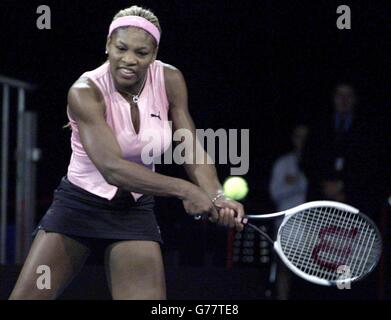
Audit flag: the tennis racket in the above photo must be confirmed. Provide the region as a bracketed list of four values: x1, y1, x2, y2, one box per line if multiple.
[200, 201, 382, 286]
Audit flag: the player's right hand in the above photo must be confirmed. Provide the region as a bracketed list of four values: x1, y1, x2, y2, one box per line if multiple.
[181, 184, 219, 221]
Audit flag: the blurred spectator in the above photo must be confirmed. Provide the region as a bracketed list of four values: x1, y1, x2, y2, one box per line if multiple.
[303, 83, 381, 216]
[269, 124, 309, 300]
[270, 125, 309, 211]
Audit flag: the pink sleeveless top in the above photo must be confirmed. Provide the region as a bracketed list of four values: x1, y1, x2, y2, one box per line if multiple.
[67, 60, 172, 201]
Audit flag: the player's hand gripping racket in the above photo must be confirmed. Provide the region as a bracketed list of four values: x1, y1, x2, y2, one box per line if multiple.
[198, 201, 382, 286]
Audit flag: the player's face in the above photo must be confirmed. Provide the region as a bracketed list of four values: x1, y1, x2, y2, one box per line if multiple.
[106, 27, 157, 90]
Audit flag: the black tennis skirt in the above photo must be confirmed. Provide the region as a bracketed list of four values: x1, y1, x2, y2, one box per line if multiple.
[33, 176, 162, 244]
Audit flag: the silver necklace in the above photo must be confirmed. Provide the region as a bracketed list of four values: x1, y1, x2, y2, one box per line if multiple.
[121, 73, 147, 104]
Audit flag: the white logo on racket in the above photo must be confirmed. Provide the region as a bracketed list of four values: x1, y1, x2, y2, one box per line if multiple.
[336, 265, 351, 289]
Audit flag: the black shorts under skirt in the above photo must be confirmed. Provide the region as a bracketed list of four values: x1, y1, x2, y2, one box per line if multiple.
[33, 176, 163, 245]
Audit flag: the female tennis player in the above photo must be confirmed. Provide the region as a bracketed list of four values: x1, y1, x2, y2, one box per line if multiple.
[9, 5, 245, 300]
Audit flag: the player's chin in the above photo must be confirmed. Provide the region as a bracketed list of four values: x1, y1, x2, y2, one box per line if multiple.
[116, 75, 137, 88]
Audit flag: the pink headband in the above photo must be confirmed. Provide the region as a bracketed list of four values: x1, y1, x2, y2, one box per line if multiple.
[108, 16, 160, 45]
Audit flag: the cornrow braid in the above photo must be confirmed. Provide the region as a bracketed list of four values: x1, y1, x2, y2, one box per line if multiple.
[113, 5, 161, 35]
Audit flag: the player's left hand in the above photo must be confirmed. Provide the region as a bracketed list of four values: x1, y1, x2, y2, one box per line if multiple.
[213, 197, 246, 231]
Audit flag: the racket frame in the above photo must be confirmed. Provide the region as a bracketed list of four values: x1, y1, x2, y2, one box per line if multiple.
[246, 201, 381, 286]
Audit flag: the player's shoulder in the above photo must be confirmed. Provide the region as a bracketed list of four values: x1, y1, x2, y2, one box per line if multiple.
[68, 77, 104, 105]
[162, 63, 185, 83]
[67, 77, 105, 119]
[162, 63, 186, 101]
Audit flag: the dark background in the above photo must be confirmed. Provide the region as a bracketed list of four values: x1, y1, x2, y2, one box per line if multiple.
[1, 0, 390, 299]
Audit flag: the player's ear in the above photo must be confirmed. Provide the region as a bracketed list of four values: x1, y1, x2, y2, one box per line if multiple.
[105, 37, 111, 55]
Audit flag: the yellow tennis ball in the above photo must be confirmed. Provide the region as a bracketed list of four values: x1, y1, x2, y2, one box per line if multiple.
[223, 176, 249, 200]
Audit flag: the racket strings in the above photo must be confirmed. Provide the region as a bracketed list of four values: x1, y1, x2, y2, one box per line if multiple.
[291, 209, 378, 279]
[309, 209, 370, 279]
[286, 212, 378, 280]
[281, 208, 344, 279]
[300, 207, 339, 278]
[312, 207, 358, 278]
[279, 207, 381, 282]
[348, 219, 377, 277]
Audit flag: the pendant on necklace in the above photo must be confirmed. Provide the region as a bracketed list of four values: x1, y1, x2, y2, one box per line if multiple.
[132, 95, 139, 104]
